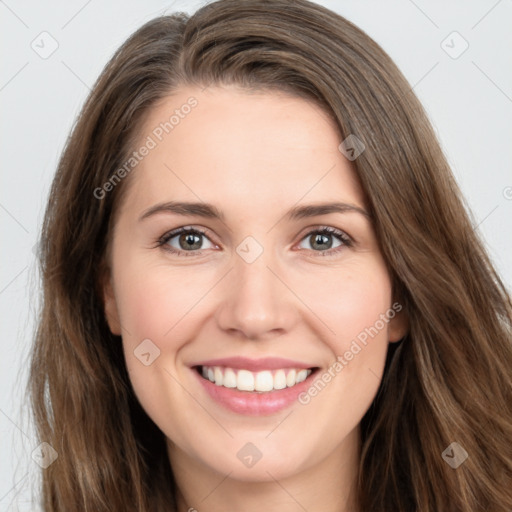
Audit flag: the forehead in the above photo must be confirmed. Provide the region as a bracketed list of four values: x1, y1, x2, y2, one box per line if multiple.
[120, 85, 366, 219]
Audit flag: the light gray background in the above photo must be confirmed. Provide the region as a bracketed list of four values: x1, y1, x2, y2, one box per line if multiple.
[1, 0, 511, 509]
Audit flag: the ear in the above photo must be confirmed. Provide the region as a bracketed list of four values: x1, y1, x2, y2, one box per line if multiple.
[388, 302, 408, 343]
[100, 268, 122, 336]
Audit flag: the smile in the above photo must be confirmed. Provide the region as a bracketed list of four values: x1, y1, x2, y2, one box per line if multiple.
[198, 365, 313, 392]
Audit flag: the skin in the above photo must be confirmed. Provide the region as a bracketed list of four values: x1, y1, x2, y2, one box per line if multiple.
[103, 85, 408, 512]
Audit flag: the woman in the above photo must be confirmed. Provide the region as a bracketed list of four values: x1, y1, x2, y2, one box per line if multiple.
[29, 0, 512, 510]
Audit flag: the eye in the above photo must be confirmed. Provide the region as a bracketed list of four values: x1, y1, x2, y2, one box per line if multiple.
[157, 227, 216, 256]
[155, 225, 353, 257]
[296, 227, 353, 256]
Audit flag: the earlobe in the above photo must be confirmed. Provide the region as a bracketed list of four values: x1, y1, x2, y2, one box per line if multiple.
[102, 273, 122, 336]
[388, 308, 408, 343]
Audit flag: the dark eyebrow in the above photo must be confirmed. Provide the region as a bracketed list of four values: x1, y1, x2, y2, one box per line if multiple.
[138, 201, 370, 222]
[285, 202, 370, 221]
[139, 201, 226, 222]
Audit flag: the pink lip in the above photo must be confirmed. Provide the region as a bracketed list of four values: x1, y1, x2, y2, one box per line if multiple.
[191, 356, 314, 372]
[191, 362, 318, 416]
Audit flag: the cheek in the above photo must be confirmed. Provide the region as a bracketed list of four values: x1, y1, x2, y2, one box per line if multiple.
[312, 262, 394, 402]
[113, 262, 210, 436]
[299, 260, 393, 346]
[114, 260, 211, 344]
[295, 261, 393, 403]
[113, 261, 219, 412]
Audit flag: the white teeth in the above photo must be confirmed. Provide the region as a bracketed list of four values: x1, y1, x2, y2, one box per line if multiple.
[296, 369, 308, 383]
[214, 367, 223, 386]
[273, 369, 287, 390]
[200, 366, 313, 392]
[223, 368, 237, 388]
[286, 369, 297, 387]
[237, 370, 254, 391]
[254, 371, 273, 392]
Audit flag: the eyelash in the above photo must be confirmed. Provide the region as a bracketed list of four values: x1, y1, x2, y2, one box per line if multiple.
[155, 226, 353, 258]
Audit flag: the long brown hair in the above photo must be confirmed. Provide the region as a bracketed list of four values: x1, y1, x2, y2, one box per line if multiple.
[30, 0, 512, 510]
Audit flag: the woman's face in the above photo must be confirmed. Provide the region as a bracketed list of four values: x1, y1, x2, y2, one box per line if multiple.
[103, 85, 407, 483]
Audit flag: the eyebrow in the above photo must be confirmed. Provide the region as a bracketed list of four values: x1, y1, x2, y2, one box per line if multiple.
[138, 201, 370, 222]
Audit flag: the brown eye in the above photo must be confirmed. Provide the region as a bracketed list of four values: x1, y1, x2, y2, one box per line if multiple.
[297, 227, 352, 255]
[158, 227, 215, 256]
[175, 232, 203, 251]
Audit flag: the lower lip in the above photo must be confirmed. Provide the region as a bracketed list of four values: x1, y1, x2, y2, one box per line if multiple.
[193, 368, 317, 416]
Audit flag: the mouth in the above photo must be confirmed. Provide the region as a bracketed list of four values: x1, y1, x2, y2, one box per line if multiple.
[194, 365, 317, 393]
[190, 358, 320, 415]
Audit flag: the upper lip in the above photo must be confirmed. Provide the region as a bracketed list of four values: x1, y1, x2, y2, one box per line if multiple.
[191, 356, 316, 372]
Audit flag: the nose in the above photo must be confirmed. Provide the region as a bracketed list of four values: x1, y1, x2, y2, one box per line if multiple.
[215, 247, 298, 341]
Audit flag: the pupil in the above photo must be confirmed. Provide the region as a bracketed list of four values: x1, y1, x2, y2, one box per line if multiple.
[180, 233, 201, 250]
[313, 233, 332, 250]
